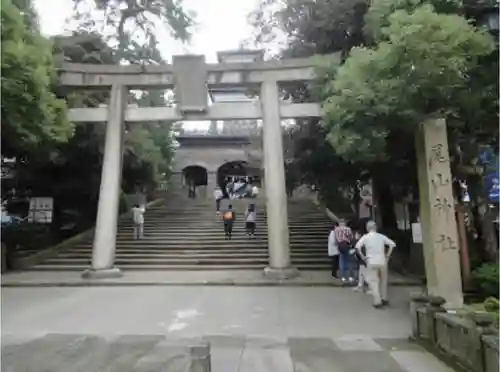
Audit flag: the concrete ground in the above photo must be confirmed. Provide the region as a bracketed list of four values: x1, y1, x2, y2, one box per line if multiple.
[1, 269, 423, 287]
[1, 285, 458, 371]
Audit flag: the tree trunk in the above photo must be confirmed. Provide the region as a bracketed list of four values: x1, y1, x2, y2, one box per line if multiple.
[377, 185, 398, 230]
[467, 174, 498, 262]
[372, 175, 397, 230]
[477, 201, 498, 261]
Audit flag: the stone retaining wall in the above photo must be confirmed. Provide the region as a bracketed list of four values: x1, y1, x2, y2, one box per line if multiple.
[410, 293, 499, 372]
[10, 197, 167, 271]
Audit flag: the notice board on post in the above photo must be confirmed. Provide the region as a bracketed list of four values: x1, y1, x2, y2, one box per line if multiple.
[28, 197, 53, 223]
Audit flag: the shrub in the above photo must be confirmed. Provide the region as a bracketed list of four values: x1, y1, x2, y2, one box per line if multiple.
[2, 222, 53, 252]
[472, 262, 499, 299]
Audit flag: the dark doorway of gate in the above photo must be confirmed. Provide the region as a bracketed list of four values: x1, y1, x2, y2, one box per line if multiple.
[182, 165, 208, 187]
[217, 161, 248, 189]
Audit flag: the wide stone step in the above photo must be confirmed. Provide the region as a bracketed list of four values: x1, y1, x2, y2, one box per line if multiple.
[116, 225, 330, 231]
[113, 231, 329, 236]
[62, 245, 326, 251]
[121, 231, 327, 236]
[68, 247, 325, 253]
[41, 256, 329, 265]
[53, 251, 326, 258]
[139, 212, 327, 217]
[127, 211, 327, 215]
[26, 263, 330, 271]
[53, 247, 327, 253]
[111, 239, 327, 245]
[71, 242, 328, 249]
[74, 242, 327, 249]
[118, 220, 330, 225]
[112, 236, 328, 241]
[85, 234, 329, 240]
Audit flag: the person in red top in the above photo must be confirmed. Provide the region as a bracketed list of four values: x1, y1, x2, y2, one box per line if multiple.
[333, 219, 355, 284]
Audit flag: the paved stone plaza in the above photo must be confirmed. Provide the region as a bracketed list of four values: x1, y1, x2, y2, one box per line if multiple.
[1, 269, 421, 287]
[1, 285, 458, 371]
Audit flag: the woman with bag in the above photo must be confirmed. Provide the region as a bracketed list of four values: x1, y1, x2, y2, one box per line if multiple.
[333, 219, 355, 284]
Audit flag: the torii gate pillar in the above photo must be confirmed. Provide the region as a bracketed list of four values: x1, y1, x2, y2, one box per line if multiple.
[261, 80, 298, 279]
[82, 84, 126, 278]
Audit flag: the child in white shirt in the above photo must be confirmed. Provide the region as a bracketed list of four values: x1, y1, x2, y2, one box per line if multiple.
[131, 204, 145, 239]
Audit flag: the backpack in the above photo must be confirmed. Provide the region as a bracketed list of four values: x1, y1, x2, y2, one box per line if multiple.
[223, 211, 233, 221]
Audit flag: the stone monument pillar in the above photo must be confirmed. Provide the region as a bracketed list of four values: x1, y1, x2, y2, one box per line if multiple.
[82, 84, 126, 278]
[415, 117, 463, 308]
[260, 80, 298, 279]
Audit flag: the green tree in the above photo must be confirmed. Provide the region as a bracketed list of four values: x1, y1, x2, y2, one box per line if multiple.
[320, 0, 497, 254]
[250, 0, 498, 240]
[1, 0, 72, 159]
[321, 2, 494, 160]
[70, 0, 194, 62]
[249, 0, 369, 58]
[66, 0, 192, 191]
[249, 0, 374, 212]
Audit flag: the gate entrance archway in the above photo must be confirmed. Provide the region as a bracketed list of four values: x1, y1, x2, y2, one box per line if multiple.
[62, 50, 463, 307]
[182, 165, 208, 187]
[216, 160, 262, 199]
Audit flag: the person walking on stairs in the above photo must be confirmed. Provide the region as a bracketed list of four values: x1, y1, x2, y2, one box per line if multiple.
[245, 203, 257, 239]
[333, 219, 355, 284]
[222, 204, 235, 240]
[187, 181, 196, 199]
[226, 177, 234, 200]
[327, 224, 339, 278]
[131, 203, 145, 240]
[355, 220, 396, 309]
[214, 186, 223, 213]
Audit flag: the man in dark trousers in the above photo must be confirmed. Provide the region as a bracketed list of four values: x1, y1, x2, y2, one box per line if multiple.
[222, 204, 235, 240]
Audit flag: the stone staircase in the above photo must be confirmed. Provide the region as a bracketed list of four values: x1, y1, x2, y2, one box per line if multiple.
[25, 191, 333, 271]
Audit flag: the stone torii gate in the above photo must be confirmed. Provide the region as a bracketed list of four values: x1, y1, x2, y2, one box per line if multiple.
[60, 51, 463, 307]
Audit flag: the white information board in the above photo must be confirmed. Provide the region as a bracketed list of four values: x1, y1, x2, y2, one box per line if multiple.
[411, 222, 422, 243]
[28, 197, 54, 223]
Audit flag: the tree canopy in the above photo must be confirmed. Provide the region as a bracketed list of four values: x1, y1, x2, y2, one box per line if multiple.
[1, 0, 191, 241]
[65, 0, 192, 191]
[1, 0, 72, 158]
[70, 0, 194, 63]
[250, 0, 498, 238]
[321, 2, 495, 161]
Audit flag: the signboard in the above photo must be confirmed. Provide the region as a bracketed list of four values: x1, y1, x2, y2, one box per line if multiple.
[28, 197, 53, 223]
[479, 147, 499, 203]
[484, 171, 499, 203]
[411, 222, 423, 243]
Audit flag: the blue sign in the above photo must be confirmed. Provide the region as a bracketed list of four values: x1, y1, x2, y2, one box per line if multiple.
[484, 171, 500, 202]
[479, 148, 496, 166]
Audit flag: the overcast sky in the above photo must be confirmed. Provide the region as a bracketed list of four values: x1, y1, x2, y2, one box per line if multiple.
[33, 0, 262, 63]
[32, 0, 279, 130]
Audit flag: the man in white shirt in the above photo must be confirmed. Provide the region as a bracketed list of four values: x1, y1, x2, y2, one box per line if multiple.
[355, 220, 396, 308]
[251, 185, 259, 198]
[214, 187, 223, 212]
[131, 204, 145, 239]
[327, 226, 339, 278]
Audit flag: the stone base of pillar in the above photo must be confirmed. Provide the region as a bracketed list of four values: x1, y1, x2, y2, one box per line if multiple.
[263, 266, 300, 280]
[81, 267, 123, 279]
